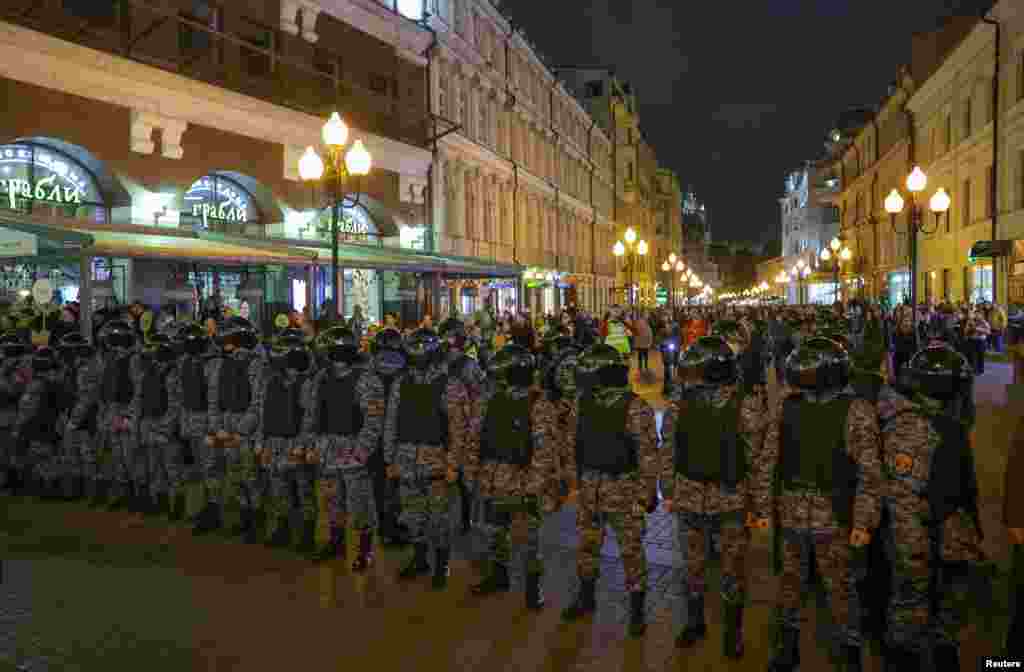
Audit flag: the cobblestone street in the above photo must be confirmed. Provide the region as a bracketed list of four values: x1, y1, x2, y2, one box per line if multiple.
[0, 353, 1013, 671]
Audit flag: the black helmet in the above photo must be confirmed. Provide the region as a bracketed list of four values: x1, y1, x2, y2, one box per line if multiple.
[905, 343, 972, 402]
[438, 318, 467, 350]
[175, 322, 210, 357]
[0, 331, 30, 359]
[218, 317, 258, 351]
[371, 327, 404, 355]
[785, 336, 850, 391]
[315, 325, 361, 365]
[272, 327, 311, 371]
[31, 346, 59, 373]
[58, 332, 94, 366]
[710, 320, 748, 353]
[144, 333, 177, 363]
[488, 344, 535, 388]
[577, 343, 628, 391]
[678, 335, 738, 385]
[100, 319, 137, 351]
[404, 328, 441, 367]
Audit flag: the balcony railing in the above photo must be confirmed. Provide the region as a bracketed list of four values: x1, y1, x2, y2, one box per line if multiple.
[2, 0, 429, 148]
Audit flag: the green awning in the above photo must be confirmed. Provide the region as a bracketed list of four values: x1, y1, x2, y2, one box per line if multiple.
[0, 211, 94, 257]
[969, 240, 1013, 261]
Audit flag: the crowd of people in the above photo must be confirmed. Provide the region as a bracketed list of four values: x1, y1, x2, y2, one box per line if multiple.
[0, 293, 1019, 671]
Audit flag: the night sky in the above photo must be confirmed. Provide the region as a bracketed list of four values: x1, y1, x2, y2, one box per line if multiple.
[501, 0, 994, 246]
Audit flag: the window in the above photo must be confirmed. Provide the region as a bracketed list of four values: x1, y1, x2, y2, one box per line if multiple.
[964, 96, 973, 139]
[962, 178, 971, 226]
[986, 165, 994, 218]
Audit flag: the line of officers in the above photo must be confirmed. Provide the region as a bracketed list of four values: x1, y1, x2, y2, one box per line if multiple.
[0, 311, 993, 672]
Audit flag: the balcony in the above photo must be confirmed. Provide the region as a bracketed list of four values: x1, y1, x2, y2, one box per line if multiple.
[2, 0, 428, 148]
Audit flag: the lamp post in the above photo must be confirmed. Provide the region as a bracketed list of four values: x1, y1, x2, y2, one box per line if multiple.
[884, 166, 951, 344]
[298, 112, 373, 319]
[661, 253, 685, 312]
[613, 226, 648, 311]
[819, 236, 852, 305]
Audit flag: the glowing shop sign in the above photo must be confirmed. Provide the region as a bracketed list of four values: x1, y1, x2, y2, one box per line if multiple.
[2, 176, 83, 210]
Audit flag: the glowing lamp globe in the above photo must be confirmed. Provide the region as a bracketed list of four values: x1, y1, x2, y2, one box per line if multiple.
[930, 187, 951, 214]
[884, 189, 905, 214]
[298, 147, 325, 181]
[322, 112, 349, 148]
[345, 140, 372, 176]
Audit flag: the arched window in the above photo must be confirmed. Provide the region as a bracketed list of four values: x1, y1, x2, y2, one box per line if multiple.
[0, 142, 106, 221]
[183, 174, 261, 234]
[306, 204, 378, 244]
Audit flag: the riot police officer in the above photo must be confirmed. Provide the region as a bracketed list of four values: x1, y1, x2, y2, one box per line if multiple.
[561, 344, 659, 637]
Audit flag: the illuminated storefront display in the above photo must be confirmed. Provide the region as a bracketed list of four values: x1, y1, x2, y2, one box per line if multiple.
[182, 175, 260, 233]
[0, 143, 104, 220]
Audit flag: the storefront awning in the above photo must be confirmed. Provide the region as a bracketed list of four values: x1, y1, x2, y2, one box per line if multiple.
[969, 240, 1014, 261]
[294, 240, 522, 278]
[86, 230, 317, 266]
[0, 211, 94, 258]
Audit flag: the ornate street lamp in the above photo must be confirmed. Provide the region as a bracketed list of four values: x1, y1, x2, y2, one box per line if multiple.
[613, 226, 648, 310]
[884, 166, 951, 342]
[298, 111, 373, 319]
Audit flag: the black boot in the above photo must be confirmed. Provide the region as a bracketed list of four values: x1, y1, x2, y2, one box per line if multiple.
[192, 502, 223, 535]
[767, 626, 801, 672]
[107, 483, 130, 511]
[398, 542, 431, 580]
[676, 595, 707, 647]
[244, 509, 266, 545]
[723, 603, 745, 659]
[351, 528, 375, 572]
[88, 479, 108, 507]
[561, 577, 597, 621]
[169, 491, 186, 521]
[882, 645, 920, 672]
[298, 519, 317, 556]
[525, 572, 545, 610]
[842, 645, 863, 672]
[471, 562, 511, 596]
[932, 644, 959, 672]
[432, 548, 450, 589]
[628, 591, 647, 637]
[266, 514, 291, 548]
[314, 525, 343, 560]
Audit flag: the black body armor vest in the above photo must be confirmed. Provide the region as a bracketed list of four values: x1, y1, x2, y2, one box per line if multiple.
[396, 375, 447, 447]
[575, 392, 638, 476]
[318, 372, 364, 437]
[479, 389, 534, 466]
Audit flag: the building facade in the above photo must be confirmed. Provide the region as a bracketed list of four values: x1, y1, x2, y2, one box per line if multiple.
[0, 0, 533, 334]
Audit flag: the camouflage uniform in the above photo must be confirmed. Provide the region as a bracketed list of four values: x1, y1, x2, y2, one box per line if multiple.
[562, 345, 659, 637]
[876, 386, 987, 669]
[750, 386, 882, 670]
[131, 348, 183, 513]
[177, 350, 211, 520]
[0, 355, 27, 490]
[14, 354, 65, 495]
[93, 346, 141, 506]
[467, 378, 559, 608]
[661, 381, 765, 655]
[202, 346, 260, 533]
[252, 353, 316, 550]
[303, 359, 385, 565]
[383, 354, 472, 586]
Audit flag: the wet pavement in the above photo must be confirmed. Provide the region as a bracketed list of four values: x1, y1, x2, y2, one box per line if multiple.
[0, 352, 1014, 671]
